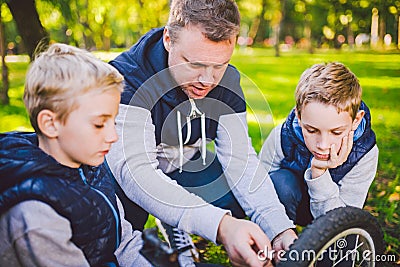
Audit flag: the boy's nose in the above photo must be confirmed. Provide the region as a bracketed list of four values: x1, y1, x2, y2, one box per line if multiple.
[106, 125, 119, 143]
[317, 134, 330, 150]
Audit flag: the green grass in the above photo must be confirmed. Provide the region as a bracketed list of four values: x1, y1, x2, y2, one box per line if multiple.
[1, 48, 399, 265]
[0, 60, 31, 132]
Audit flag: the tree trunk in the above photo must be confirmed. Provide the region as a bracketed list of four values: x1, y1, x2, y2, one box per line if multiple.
[377, 3, 388, 48]
[7, 0, 49, 60]
[274, 24, 280, 57]
[398, 13, 400, 49]
[379, 14, 386, 47]
[347, 23, 354, 49]
[254, 0, 268, 44]
[274, 0, 286, 57]
[304, 17, 314, 54]
[75, 0, 95, 50]
[0, 7, 10, 105]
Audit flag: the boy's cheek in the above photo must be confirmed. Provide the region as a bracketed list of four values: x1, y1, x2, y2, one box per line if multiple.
[334, 137, 348, 154]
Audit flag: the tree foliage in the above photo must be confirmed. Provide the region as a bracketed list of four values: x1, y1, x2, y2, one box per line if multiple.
[36, 0, 169, 50]
[1, 0, 399, 55]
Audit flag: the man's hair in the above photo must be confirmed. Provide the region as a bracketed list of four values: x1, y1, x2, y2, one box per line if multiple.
[24, 43, 124, 134]
[295, 62, 362, 120]
[166, 0, 240, 42]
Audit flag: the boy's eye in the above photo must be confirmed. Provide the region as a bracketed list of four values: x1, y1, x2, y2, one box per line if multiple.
[306, 129, 317, 134]
[94, 124, 104, 129]
[332, 131, 343, 136]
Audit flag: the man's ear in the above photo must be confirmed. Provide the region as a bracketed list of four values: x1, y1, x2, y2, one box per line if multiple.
[37, 109, 59, 138]
[352, 110, 365, 131]
[163, 27, 171, 52]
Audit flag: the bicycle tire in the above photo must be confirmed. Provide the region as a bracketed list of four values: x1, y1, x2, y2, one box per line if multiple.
[277, 206, 385, 267]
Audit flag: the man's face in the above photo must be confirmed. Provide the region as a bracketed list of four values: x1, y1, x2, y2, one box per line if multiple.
[54, 89, 120, 168]
[298, 101, 361, 161]
[163, 25, 236, 99]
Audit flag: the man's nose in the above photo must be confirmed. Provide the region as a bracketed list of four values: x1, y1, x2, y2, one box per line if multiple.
[198, 67, 214, 86]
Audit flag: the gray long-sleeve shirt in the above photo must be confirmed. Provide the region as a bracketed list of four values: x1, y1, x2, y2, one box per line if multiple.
[106, 104, 294, 243]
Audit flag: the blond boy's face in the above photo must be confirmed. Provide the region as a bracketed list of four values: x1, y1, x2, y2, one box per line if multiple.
[298, 101, 359, 161]
[54, 89, 120, 168]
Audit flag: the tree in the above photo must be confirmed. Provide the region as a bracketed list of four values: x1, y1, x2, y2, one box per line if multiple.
[274, 0, 285, 56]
[0, 3, 9, 105]
[6, 0, 48, 60]
[254, 0, 270, 43]
[36, 0, 169, 50]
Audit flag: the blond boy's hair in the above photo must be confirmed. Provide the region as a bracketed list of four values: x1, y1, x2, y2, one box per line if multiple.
[24, 43, 124, 134]
[295, 62, 362, 120]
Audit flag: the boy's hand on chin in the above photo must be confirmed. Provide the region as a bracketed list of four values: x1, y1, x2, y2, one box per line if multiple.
[311, 131, 354, 178]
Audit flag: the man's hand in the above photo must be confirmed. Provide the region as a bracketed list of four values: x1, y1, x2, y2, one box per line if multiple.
[271, 229, 297, 263]
[217, 214, 273, 267]
[311, 131, 354, 178]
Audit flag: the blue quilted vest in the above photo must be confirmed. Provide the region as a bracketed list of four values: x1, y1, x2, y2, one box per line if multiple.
[280, 101, 376, 184]
[0, 132, 121, 267]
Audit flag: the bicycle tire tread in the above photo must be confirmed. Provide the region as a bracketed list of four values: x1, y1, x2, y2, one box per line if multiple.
[277, 206, 385, 267]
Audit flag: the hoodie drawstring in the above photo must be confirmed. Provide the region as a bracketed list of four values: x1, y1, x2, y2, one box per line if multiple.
[177, 98, 206, 173]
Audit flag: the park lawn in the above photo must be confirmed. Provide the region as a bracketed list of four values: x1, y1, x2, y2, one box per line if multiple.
[1, 49, 399, 265]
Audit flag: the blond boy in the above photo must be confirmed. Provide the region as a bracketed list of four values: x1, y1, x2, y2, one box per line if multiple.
[0, 44, 151, 266]
[259, 62, 378, 225]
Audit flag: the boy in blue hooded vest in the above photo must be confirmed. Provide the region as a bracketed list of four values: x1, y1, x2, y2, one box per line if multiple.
[0, 43, 152, 266]
[259, 62, 378, 226]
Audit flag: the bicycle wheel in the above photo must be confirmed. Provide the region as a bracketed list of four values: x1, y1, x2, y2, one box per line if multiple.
[277, 206, 385, 267]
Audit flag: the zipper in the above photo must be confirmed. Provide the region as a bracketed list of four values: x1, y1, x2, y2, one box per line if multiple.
[78, 168, 120, 249]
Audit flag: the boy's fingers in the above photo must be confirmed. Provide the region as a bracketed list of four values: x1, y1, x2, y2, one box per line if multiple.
[347, 131, 354, 151]
[338, 136, 348, 159]
[329, 143, 339, 165]
[339, 131, 353, 163]
[318, 130, 354, 170]
[312, 157, 328, 169]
